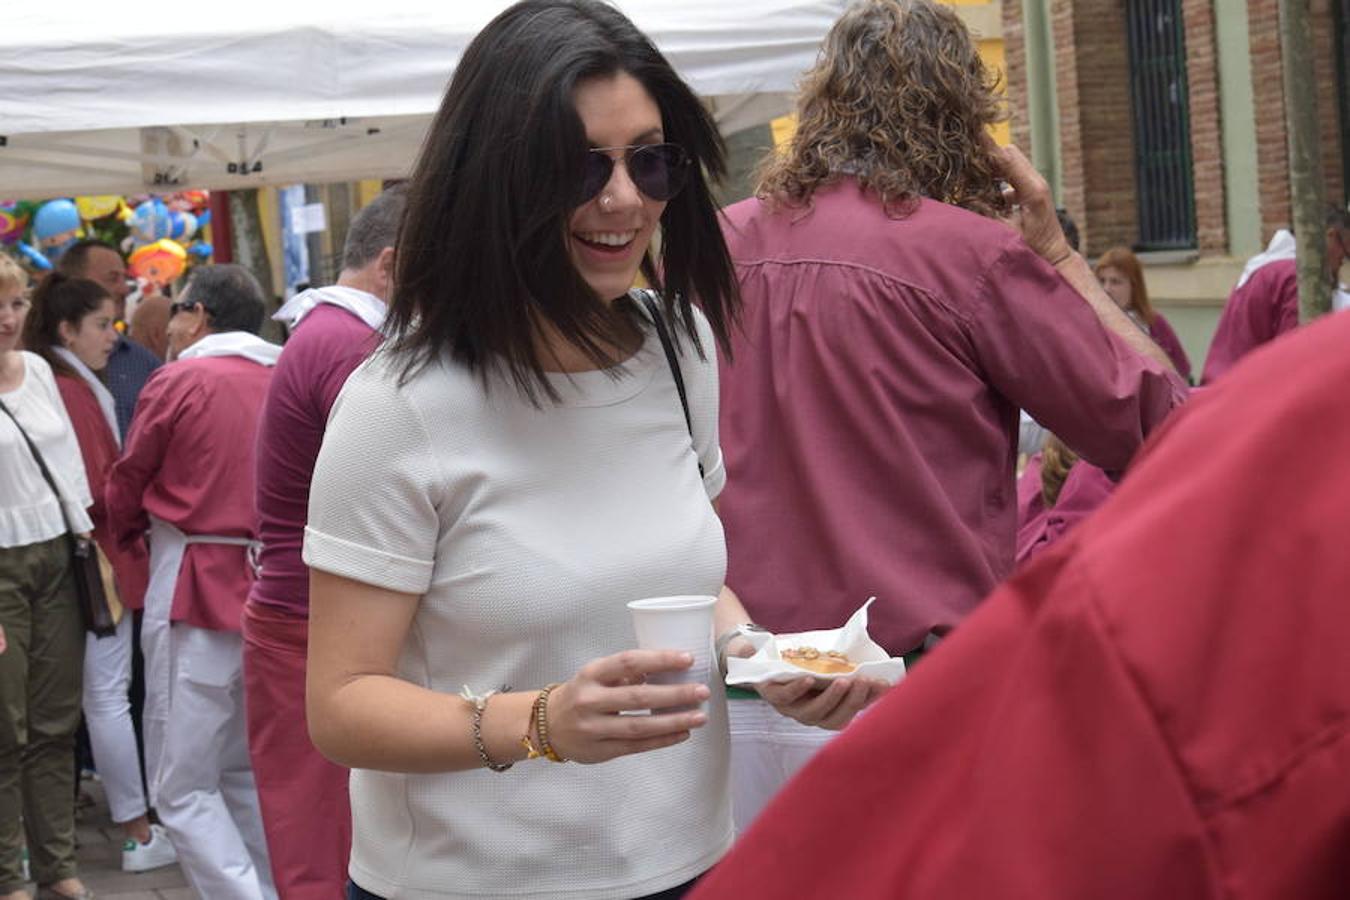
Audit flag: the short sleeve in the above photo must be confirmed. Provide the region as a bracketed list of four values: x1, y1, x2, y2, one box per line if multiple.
[677, 307, 727, 500]
[303, 358, 444, 594]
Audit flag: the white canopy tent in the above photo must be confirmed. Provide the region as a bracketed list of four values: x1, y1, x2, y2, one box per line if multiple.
[1, 1, 844, 200]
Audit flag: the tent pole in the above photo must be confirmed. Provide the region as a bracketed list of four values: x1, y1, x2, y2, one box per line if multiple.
[209, 190, 234, 263]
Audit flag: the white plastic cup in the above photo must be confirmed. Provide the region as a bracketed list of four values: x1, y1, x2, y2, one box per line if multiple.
[627, 595, 717, 713]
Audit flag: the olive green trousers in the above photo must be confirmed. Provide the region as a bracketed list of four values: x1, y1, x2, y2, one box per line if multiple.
[0, 535, 85, 893]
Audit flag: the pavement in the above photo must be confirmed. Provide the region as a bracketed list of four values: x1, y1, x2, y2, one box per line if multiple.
[20, 776, 192, 900]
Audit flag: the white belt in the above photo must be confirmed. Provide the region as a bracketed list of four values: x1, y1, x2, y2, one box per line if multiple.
[182, 533, 262, 577]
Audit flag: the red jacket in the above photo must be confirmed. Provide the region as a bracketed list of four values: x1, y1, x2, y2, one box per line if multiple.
[106, 355, 272, 632]
[56, 373, 149, 610]
[693, 311, 1350, 900]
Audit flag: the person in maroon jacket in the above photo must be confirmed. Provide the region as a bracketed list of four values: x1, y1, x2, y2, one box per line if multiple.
[715, 0, 1186, 829]
[1095, 246, 1192, 380]
[693, 303, 1350, 900]
[1202, 208, 1349, 385]
[243, 186, 404, 900]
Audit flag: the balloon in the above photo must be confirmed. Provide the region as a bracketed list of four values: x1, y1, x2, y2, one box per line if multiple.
[166, 190, 209, 212]
[0, 203, 28, 245]
[168, 210, 198, 242]
[128, 239, 187, 286]
[33, 199, 81, 241]
[187, 242, 213, 259]
[16, 242, 53, 271]
[75, 195, 124, 221]
[129, 199, 172, 245]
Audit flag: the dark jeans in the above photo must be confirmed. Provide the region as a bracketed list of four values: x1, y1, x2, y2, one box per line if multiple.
[349, 876, 700, 900]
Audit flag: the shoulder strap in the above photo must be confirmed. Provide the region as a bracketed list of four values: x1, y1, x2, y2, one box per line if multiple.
[634, 290, 703, 478]
[636, 291, 694, 437]
[0, 396, 77, 535]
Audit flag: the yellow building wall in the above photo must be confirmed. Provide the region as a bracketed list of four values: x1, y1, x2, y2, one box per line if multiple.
[771, 0, 1008, 147]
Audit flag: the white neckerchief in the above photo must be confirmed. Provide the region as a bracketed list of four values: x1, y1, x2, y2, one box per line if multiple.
[177, 331, 283, 367]
[1236, 229, 1297, 289]
[272, 285, 387, 331]
[52, 346, 120, 447]
[1334, 286, 1350, 314]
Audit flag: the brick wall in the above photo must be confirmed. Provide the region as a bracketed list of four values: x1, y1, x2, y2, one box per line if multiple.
[1183, 0, 1227, 253]
[1249, 0, 1291, 241]
[1248, 0, 1346, 241]
[1313, 0, 1346, 208]
[1000, 0, 1344, 255]
[1003, 0, 1033, 151]
[1050, 1, 1088, 247]
[1075, 0, 1140, 255]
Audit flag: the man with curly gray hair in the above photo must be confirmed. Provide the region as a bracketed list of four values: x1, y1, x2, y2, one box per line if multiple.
[715, 0, 1188, 830]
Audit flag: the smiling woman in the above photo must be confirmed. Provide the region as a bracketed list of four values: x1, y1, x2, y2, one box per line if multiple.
[302, 3, 884, 900]
[384, 0, 739, 403]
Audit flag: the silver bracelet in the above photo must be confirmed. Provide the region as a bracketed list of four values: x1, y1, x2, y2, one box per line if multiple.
[715, 623, 769, 674]
[460, 685, 513, 773]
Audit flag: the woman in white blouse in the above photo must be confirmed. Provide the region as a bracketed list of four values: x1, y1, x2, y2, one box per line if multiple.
[0, 255, 97, 900]
[303, 4, 887, 900]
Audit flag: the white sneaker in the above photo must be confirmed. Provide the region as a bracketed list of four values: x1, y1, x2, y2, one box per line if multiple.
[121, 824, 177, 873]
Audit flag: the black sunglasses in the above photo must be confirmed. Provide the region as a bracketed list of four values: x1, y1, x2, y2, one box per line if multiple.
[580, 143, 692, 205]
[169, 300, 202, 317]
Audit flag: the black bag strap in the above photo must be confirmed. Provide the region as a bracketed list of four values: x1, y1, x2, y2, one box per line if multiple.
[633, 290, 703, 478]
[0, 396, 79, 539]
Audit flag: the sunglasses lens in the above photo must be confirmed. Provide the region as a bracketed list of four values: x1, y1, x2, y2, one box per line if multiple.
[629, 144, 689, 201]
[580, 153, 615, 205]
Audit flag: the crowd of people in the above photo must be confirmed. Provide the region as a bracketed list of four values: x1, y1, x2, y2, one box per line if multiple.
[1, 1, 1346, 899]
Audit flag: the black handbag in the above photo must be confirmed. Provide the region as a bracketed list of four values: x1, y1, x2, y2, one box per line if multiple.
[0, 396, 117, 637]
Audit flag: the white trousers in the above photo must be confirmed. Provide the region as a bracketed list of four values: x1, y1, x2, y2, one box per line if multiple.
[140, 521, 180, 808]
[728, 698, 838, 834]
[156, 623, 276, 900]
[82, 614, 147, 824]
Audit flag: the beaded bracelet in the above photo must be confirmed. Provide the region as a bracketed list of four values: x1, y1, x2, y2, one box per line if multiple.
[459, 686, 513, 772]
[520, 690, 546, 760]
[535, 683, 567, 763]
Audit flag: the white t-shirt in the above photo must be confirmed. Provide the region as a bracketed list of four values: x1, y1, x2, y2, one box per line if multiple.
[304, 307, 732, 900]
[0, 352, 94, 548]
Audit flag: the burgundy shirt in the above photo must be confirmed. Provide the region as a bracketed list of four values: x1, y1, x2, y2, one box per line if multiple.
[1014, 457, 1114, 566]
[717, 182, 1187, 653]
[1201, 258, 1299, 385]
[692, 309, 1350, 900]
[250, 304, 379, 616]
[107, 355, 272, 632]
[1148, 311, 1191, 382]
[56, 374, 149, 610]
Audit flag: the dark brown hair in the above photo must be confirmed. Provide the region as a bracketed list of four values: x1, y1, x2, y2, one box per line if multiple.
[23, 273, 112, 379]
[757, 0, 1009, 218]
[388, 0, 739, 405]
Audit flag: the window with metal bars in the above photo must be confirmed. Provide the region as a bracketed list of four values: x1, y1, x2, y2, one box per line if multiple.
[1126, 0, 1197, 250]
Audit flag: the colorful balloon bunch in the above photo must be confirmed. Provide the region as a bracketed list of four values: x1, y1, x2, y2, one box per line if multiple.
[2, 192, 213, 286]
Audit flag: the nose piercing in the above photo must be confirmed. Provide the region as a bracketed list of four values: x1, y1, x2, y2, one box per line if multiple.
[600, 193, 614, 211]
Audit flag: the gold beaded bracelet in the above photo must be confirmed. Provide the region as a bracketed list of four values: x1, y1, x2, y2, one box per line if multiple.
[520, 690, 546, 760]
[535, 683, 566, 763]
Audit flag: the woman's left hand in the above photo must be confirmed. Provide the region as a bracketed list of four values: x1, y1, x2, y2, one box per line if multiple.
[755, 676, 890, 731]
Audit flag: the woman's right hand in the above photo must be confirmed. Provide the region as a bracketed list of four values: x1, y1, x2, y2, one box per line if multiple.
[545, 650, 711, 764]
